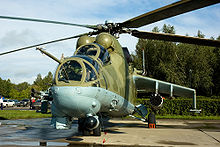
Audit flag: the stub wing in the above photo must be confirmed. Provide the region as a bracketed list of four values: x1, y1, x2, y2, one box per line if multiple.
[133, 75, 198, 110]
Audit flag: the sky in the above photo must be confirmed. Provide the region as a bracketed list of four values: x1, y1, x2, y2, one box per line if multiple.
[0, 0, 220, 84]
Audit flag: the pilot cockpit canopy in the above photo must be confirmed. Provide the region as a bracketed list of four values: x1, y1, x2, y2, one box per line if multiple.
[75, 43, 110, 65]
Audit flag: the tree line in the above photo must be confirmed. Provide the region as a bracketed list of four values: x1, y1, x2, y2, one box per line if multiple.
[133, 24, 220, 96]
[0, 72, 53, 100]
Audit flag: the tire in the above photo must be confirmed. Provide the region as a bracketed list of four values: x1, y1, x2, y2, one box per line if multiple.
[83, 129, 91, 136]
[78, 118, 84, 132]
[93, 123, 101, 136]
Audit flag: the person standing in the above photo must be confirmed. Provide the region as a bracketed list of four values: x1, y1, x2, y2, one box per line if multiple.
[0, 96, 3, 110]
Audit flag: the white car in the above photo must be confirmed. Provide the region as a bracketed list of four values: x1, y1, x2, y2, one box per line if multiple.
[3, 99, 15, 107]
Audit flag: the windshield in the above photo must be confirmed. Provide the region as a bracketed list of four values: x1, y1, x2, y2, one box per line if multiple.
[58, 60, 82, 82]
[74, 55, 99, 72]
[76, 44, 98, 56]
[84, 62, 97, 82]
[76, 43, 110, 65]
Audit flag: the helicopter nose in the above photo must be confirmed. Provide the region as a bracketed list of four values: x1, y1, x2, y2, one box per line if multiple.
[51, 86, 101, 117]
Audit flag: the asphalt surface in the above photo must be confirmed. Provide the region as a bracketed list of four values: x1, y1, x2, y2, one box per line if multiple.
[0, 117, 219, 147]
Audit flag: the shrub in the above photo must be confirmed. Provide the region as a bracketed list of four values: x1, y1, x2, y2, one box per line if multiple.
[137, 98, 220, 116]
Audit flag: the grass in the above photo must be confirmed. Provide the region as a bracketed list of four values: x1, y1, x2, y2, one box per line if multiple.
[0, 110, 220, 120]
[156, 115, 220, 120]
[0, 110, 52, 120]
[126, 113, 220, 120]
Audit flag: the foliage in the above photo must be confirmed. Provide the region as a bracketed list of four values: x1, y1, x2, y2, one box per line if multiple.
[0, 72, 53, 100]
[0, 78, 13, 98]
[133, 24, 220, 96]
[137, 98, 220, 116]
[33, 72, 53, 91]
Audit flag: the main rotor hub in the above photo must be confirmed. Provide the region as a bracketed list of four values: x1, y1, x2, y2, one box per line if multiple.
[95, 21, 129, 37]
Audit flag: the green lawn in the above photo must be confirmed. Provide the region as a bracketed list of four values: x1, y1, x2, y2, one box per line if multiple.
[0, 110, 219, 120]
[0, 110, 51, 120]
[156, 115, 220, 120]
[125, 114, 220, 120]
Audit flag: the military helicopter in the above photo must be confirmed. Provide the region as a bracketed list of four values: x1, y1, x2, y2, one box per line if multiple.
[0, 0, 220, 136]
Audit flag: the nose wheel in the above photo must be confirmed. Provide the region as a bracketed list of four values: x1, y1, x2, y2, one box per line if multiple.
[78, 117, 101, 136]
[93, 122, 101, 136]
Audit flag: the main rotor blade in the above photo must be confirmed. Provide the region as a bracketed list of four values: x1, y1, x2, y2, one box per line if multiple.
[0, 15, 97, 29]
[132, 30, 220, 47]
[0, 32, 91, 56]
[120, 0, 220, 28]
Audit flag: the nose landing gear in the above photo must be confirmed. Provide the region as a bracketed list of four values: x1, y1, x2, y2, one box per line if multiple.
[78, 116, 101, 136]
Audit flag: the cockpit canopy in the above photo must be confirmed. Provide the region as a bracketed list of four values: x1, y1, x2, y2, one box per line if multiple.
[58, 60, 83, 82]
[55, 43, 110, 85]
[75, 43, 110, 65]
[56, 56, 98, 84]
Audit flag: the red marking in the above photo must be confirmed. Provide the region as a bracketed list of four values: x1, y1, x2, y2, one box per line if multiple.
[103, 139, 106, 143]
[149, 123, 155, 128]
[104, 132, 107, 135]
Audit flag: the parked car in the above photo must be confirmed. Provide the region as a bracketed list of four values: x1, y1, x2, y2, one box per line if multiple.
[12, 99, 19, 106]
[17, 99, 30, 107]
[3, 99, 15, 107]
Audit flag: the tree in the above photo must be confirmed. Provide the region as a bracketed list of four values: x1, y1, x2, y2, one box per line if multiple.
[176, 43, 215, 95]
[9, 89, 20, 99]
[33, 72, 53, 91]
[134, 25, 185, 85]
[15, 82, 30, 92]
[162, 24, 175, 34]
[41, 72, 53, 90]
[33, 74, 43, 89]
[133, 25, 218, 96]
[212, 35, 220, 96]
[0, 78, 13, 98]
[19, 88, 31, 100]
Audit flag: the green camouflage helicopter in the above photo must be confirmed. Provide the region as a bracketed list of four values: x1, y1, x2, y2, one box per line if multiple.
[0, 0, 220, 136]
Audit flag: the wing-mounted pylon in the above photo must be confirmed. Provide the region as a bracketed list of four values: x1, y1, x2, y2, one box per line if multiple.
[133, 75, 201, 113]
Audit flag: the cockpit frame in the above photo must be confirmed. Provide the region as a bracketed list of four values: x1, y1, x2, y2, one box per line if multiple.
[74, 43, 111, 66]
[74, 43, 101, 59]
[54, 57, 99, 86]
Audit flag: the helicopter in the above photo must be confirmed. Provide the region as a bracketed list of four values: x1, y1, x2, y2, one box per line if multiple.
[0, 0, 220, 136]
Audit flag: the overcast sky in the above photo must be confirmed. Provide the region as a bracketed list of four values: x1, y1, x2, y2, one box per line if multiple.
[0, 0, 220, 84]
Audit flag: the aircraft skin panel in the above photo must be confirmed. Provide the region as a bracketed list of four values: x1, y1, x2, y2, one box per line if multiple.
[51, 86, 135, 118]
[133, 75, 196, 98]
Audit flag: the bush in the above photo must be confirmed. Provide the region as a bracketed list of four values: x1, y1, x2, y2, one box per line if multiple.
[137, 98, 220, 116]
